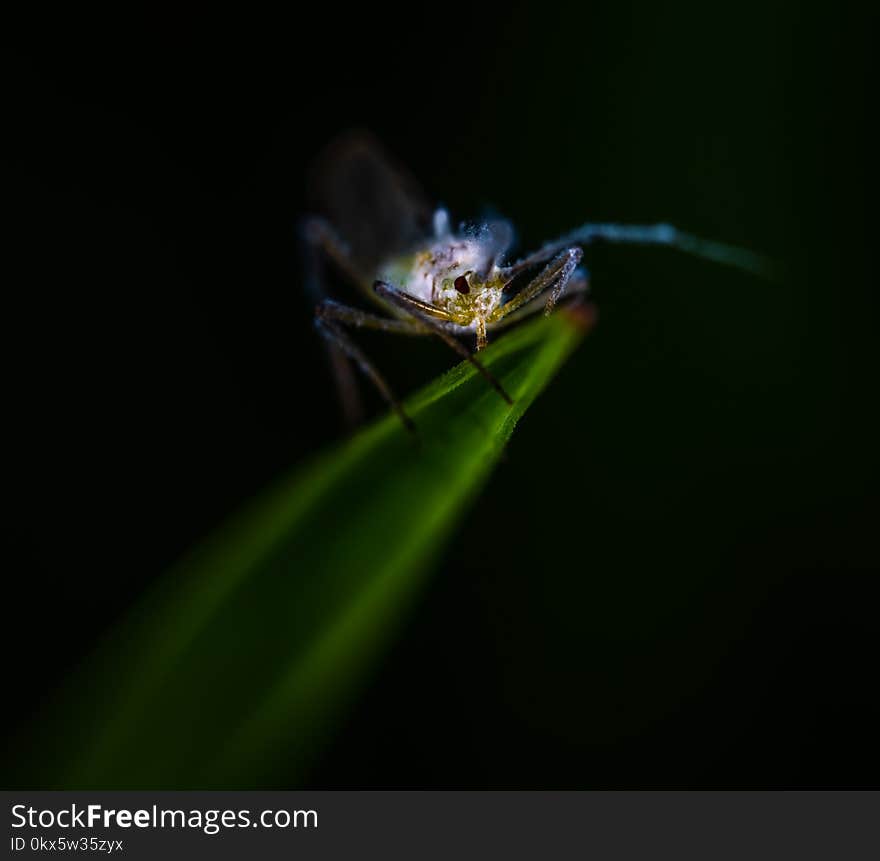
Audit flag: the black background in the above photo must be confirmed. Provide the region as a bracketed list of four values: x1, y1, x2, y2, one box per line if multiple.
[6, 2, 878, 787]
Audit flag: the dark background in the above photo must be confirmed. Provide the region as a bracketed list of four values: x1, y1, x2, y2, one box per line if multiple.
[5, 2, 877, 787]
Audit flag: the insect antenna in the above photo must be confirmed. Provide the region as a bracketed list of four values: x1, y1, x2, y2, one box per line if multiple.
[506, 222, 778, 280]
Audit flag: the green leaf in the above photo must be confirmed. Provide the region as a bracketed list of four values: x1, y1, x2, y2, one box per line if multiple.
[16, 308, 591, 788]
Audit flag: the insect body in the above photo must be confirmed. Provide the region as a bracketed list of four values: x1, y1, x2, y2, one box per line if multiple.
[376, 222, 527, 347]
[305, 134, 769, 430]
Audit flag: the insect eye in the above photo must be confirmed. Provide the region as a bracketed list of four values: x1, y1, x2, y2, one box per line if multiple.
[454, 275, 470, 295]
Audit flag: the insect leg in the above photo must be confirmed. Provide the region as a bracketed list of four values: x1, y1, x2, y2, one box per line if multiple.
[314, 301, 427, 431]
[303, 217, 402, 425]
[301, 219, 365, 424]
[490, 268, 590, 331]
[317, 299, 429, 335]
[488, 248, 582, 324]
[373, 281, 513, 405]
[301, 216, 385, 304]
[502, 222, 773, 279]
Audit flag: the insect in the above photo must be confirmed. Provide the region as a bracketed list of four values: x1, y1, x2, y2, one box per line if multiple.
[304, 133, 769, 430]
